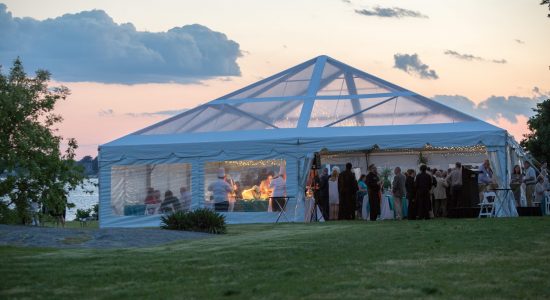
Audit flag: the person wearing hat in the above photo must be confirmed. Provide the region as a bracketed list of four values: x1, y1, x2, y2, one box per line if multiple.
[207, 168, 234, 211]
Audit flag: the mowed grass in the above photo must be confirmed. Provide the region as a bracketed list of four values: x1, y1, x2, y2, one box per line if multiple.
[1, 218, 550, 299]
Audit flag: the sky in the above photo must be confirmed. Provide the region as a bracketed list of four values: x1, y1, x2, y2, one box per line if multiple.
[1, 0, 549, 158]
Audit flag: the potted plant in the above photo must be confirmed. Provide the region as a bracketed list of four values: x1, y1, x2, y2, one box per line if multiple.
[381, 167, 392, 190]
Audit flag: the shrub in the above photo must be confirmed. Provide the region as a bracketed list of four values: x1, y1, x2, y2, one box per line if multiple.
[91, 204, 99, 220]
[0, 202, 19, 224]
[75, 208, 91, 220]
[161, 209, 226, 234]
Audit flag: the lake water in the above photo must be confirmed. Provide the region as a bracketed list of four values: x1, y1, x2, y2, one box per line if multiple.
[66, 178, 99, 221]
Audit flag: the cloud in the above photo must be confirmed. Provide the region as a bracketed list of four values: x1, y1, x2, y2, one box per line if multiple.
[393, 53, 439, 79]
[444, 50, 507, 64]
[444, 50, 483, 62]
[98, 109, 114, 117]
[125, 109, 188, 118]
[355, 7, 428, 18]
[433, 89, 550, 123]
[341, 0, 352, 4]
[491, 59, 507, 64]
[0, 4, 241, 84]
[514, 39, 525, 44]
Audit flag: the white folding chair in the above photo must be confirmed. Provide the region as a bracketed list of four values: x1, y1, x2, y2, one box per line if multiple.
[478, 191, 496, 218]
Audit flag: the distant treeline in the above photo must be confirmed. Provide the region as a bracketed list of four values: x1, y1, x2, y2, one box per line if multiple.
[77, 156, 99, 177]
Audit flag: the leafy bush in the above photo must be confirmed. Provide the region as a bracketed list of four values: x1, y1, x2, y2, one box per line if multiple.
[75, 208, 91, 220]
[0, 202, 19, 224]
[161, 209, 226, 234]
[91, 204, 99, 220]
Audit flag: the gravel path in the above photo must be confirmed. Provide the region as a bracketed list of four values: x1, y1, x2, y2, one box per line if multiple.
[0, 225, 211, 249]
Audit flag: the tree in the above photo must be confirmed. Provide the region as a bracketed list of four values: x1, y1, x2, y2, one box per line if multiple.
[542, 0, 550, 18]
[0, 58, 85, 224]
[521, 99, 550, 163]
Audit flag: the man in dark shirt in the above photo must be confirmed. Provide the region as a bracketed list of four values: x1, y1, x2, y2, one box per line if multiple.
[318, 168, 330, 220]
[405, 169, 416, 220]
[366, 164, 382, 221]
[415, 165, 432, 220]
[338, 163, 358, 220]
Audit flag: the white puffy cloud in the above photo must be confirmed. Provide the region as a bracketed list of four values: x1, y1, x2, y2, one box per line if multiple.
[393, 53, 438, 80]
[0, 4, 241, 84]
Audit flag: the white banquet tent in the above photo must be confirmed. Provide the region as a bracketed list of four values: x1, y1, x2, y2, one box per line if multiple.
[99, 55, 520, 227]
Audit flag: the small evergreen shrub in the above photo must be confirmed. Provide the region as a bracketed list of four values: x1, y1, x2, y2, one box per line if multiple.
[161, 208, 226, 234]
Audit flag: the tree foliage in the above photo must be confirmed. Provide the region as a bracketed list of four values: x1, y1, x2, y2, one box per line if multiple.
[0, 58, 84, 224]
[521, 99, 550, 163]
[542, 0, 550, 18]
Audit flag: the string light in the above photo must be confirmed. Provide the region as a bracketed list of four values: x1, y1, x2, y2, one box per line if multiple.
[206, 159, 285, 169]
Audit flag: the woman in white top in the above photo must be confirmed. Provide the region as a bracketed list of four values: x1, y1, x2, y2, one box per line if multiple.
[328, 167, 340, 220]
[269, 172, 287, 212]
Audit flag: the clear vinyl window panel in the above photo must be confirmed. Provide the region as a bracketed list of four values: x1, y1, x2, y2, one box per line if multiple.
[204, 159, 287, 213]
[227, 64, 314, 99]
[111, 163, 192, 216]
[308, 96, 472, 128]
[142, 101, 304, 134]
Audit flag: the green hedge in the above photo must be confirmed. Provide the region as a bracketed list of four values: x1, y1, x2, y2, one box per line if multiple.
[161, 208, 226, 234]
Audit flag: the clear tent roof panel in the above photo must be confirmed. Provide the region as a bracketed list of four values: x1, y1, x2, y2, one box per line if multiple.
[136, 55, 478, 136]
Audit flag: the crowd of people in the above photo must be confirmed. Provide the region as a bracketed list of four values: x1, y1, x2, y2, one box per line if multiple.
[311, 159, 550, 221]
[206, 167, 287, 212]
[143, 186, 191, 214]
[141, 159, 549, 217]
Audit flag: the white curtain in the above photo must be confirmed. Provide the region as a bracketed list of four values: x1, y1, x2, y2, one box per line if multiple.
[487, 146, 518, 217]
[293, 154, 314, 222]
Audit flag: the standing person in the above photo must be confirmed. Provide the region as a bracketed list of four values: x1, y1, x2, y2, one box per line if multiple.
[405, 169, 417, 220]
[523, 161, 537, 207]
[270, 171, 287, 212]
[428, 168, 438, 218]
[328, 167, 340, 220]
[318, 168, 330, 220]
[338, 163, 358, 220]
[391, 167, 406, 220]
[415, 165, 432, 220]
[357, 174, 368, 219]
[160, 190, 180, 213]
[366, 164, 382, 221]
[311, 169, 321, 217]
[144, 188, 159, 205]
[541, 162, 549, 188]
[208, 168, 234, 211]
[510, 165, 523, 207]
[259, 172, 274, 199]
[433, 171, 448, 217]
[478, 159, 494, 202]
[535, 175, 546, 211]
[179, 187, 192, 211]
[446, 162, 463, 210]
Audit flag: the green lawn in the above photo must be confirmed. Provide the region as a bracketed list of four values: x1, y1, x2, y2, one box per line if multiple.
[42, 220, 99, 229]
[1, 218, 550, 299]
